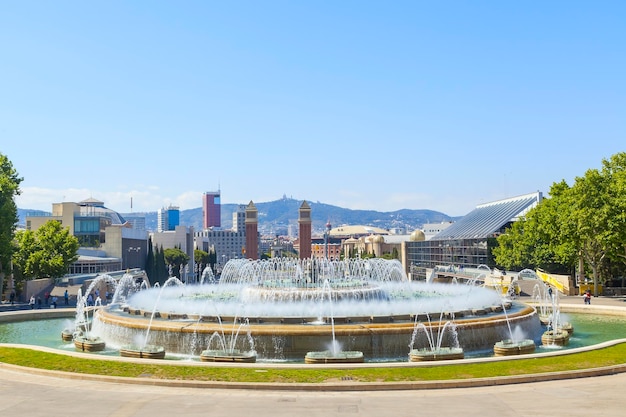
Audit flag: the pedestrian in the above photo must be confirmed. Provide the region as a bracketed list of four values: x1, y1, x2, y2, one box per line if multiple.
[548, 287, 553, 298]
[9, 291, 15, 305]
[29, 295, 35, 309]
[64, 289, 69, 306]
[37, 296, 42, 309]
[51, 296, 58, 308]
[583, 290, 591, 305]
[44, 291, 49, 305]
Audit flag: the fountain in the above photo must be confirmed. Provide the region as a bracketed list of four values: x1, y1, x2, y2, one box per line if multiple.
[200, 316, 257, 362]
[72, 288, 106, 352]
[90, 258, 542, 361]
[539, 285, 572, 347]
[408, 311, 464, 361]
[116, 276, 180, 359]
[492, 297, 537, 356]
[304, 279, 364, 364]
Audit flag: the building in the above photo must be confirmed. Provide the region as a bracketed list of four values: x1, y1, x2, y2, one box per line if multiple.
[150, 225, 195, 280]
[157, 205, 180, 232]
[25, 198, 149, 275]
[202, 190, 221, 229]
[403, 192, 543, 280]
[194, 205, 250, 269]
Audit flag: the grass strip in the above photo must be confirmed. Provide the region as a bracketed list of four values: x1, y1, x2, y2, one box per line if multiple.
[1, 344, 625, 384]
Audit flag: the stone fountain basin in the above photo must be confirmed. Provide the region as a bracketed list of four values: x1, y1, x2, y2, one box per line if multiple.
[93, 304, 540, 359]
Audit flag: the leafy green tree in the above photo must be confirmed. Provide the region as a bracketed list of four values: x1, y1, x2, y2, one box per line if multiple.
[13, 220, 79, 282]
[495, 152, 626, 296]
[0, 153, 22, 295]
[163, 247, 190, 279]
[194, 249, 209, 265]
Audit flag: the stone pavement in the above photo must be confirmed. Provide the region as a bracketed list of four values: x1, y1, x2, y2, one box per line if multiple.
[2, 363, 626, 416]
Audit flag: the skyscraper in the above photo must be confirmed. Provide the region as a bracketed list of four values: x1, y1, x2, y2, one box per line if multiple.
[202, 190, 221, 229]
[158, 205, 180, 232]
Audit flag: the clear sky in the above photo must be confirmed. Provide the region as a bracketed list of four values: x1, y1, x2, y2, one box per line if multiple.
[2, 1, 624, 217]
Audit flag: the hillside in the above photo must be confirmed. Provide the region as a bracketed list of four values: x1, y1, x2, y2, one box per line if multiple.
[19, 197, 458, 234]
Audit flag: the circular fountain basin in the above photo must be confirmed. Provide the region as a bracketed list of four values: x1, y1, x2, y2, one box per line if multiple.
[119, 344, 166, 359]
[559, 322, 574, 335]
[93, 303, 539, 360]
[304, 350, 364, 364]
[409, 347, 465, 361]
[61, 329, 74, 342]
[200, 349, 256, 363]
[493, 339, 536, 356]
[542, 329, 570, 346]
[74, 335, 106, 352]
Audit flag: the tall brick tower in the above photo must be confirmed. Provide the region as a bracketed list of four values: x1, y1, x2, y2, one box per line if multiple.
[298, 200, 312, 259]
[245, 201, 258, 260]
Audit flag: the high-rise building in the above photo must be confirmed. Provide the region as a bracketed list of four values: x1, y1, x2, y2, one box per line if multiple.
[158, 205, 180, 232]
[245, 201, 259, 260]
[202, 190, 221, 229]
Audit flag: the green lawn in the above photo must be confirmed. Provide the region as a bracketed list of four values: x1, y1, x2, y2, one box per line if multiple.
[1, 343, 625, 384]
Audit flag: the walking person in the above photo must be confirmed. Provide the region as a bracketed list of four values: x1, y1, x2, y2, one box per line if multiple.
[64, 289, 69, 306]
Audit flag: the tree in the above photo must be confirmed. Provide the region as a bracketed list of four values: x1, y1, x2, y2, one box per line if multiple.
[495, 152, 626, 296]
[163, 247, 190, 279]
[144, 237, 155, 283]
[0, 153, 22, 296]
[13, 220, 79, 283]
[194, 249, 209, 266]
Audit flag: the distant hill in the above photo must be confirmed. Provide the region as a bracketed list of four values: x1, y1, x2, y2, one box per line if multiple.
[19, 197, 458, 234]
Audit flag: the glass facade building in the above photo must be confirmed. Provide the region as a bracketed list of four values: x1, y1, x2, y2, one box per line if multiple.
[405, 192, 542, 280]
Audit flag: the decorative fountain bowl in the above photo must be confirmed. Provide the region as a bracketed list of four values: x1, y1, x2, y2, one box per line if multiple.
[559, 322, 574, 335]
[74, 334, 106, 352]
[409, 347, 464, 362]
[304, 350, 364, 364]
[541, 329, 570, 346]
[493, 338, 536, 356]
[119, 344, 166, 359]
[200, 349, 257, 363]
[61, 329, 74, 342]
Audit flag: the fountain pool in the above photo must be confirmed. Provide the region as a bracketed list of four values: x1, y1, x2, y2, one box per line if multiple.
[82, 258, 541, 360]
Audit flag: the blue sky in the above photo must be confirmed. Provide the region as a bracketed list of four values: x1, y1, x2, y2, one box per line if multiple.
[1, 1, 624, 217]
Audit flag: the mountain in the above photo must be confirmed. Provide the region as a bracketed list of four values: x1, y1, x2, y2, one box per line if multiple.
[19, 197, 458, 235]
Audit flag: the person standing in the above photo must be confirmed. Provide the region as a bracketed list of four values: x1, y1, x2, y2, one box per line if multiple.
[64, 289, 69, 306]
[29, 295, 35, 309]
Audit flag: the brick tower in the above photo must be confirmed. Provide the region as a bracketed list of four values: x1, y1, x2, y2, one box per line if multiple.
[245, 201, 258, 260]
[298, 200, 312, 259]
